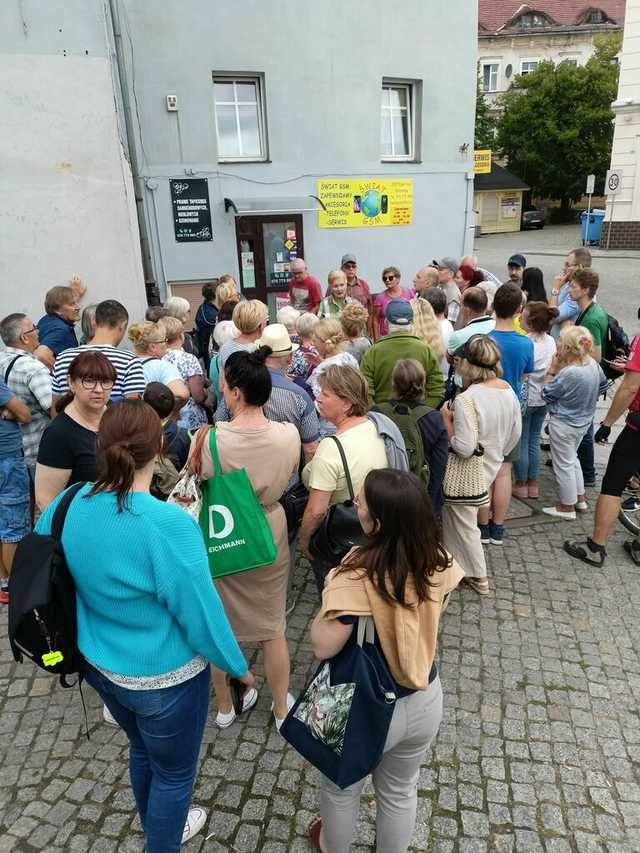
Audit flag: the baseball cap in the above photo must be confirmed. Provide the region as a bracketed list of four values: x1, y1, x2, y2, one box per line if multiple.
[508, 254, 527, 268]
[341, 253, 357, 266]
[385, 299, 413, 326]
[437, 257, 459, 275]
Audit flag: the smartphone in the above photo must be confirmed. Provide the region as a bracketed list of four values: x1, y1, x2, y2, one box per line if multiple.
[353, 195, 361, 213]
[381, 195, 388, 214]
[229, 678, 245, 716]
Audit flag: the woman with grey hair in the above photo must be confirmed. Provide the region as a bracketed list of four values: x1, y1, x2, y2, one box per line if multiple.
[165, 296, 196, 354]
[80, 304, 98, 345]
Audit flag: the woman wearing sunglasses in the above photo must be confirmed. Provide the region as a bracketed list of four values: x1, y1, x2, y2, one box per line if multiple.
[35, 350, 116, 510]
[372, 266, 414, 340]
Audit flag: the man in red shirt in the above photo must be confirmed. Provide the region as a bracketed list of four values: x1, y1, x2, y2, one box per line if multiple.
[565, 337, 640, 567]
[341, 254, 373, 335]
[288, 258, 322, 314]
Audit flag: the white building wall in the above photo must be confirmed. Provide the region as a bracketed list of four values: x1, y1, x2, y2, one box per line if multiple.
[0, 1, 147, 324]
[607, 0, 640, 226]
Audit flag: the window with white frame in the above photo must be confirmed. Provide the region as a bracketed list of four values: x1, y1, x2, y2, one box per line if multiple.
[381, 81, 420, 161]
[213, 75, 267, 161]
[482, 63, 499, 92]
[561, 58, 579, 66]
[520, 60, 539, 75]
[517, 12, 549, 27]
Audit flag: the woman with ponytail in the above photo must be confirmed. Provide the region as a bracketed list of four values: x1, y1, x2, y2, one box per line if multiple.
[35, 351, 116, 510]
[194, 346, 301, 731]
[35, 399, 254, 851]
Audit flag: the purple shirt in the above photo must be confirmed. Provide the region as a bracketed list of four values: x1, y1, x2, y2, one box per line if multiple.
[373, 288, 414, 337]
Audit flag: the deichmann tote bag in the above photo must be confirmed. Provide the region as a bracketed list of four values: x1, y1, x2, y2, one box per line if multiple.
[280, 616, 397, 789]
[199, 428, 277, 579]
[443, 394, 489, 507]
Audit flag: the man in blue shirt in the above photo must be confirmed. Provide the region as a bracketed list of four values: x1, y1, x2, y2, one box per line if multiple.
[549, 247, 592, 339]
[477, 283, 533, 545]
[36, 285, 80, 365]
[0, 378, 32, 604]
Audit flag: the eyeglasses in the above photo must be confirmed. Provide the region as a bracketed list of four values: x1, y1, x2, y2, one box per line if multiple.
[382, 275, 397, 283]
[21, 326, 38, 336]
[80, 378, 115, 390]
[343, 263, 357, 269]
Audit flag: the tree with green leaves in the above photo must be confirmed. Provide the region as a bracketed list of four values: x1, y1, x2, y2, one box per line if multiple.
[495, 36, 621, 209]
[475, 77, 496, 150]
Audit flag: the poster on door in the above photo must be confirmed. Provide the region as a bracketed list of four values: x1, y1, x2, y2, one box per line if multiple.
[500, 196, 519, 219]
[241, 251, 256, 289]
[317, 178, 413, 228]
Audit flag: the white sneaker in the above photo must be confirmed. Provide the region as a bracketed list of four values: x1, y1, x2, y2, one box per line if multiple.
[575, 501, 589, 513]
[215, 687, 258, 729]
[102, 704, 118, 727]
[182, 807, 207, 844]
[542, 506, 577, 520]
[272, 693, 295, 732]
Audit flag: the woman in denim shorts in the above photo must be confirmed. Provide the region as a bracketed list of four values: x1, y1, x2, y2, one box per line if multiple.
[0, 378, 32, 605]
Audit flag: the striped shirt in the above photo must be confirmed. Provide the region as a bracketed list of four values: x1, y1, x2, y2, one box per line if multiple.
[0, 348, 52, 467]
[51, 344, 146, 401]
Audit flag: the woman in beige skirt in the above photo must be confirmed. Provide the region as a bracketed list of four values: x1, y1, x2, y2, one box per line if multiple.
[196, 346, 301, 729]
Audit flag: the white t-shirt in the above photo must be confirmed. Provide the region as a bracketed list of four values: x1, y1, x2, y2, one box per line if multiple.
[141, 358, 182, 386]
[439, 318, 454, 377]
[527, 333, 556, 407]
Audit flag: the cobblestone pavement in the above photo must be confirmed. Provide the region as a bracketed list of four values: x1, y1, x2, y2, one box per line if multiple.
[2, 456, 640, 852]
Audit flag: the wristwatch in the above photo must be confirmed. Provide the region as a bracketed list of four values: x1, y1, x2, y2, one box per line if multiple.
[551, 288, 560, 296]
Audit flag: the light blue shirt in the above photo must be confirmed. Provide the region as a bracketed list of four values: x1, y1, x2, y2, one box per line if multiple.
[447, 315, 496, 354]
[543, 359, 608, 429]
[36, 486, 248, 679]
[140, 357, 182, 386]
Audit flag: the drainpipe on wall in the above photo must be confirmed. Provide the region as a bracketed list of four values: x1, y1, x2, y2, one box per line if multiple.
[462, 172, 476, 257]
[105, 0, 160, 305]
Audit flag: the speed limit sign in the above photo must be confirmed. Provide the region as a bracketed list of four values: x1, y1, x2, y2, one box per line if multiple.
[605, 169, 623, 196]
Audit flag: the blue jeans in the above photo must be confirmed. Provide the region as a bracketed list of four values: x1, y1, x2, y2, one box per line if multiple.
[577, 422, 595, 484]
[85, 662, 210, 853]
[513, 405, 547, 482]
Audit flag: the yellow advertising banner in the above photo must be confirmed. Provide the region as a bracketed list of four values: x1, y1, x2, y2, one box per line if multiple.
[317, 178, 413, 228]
[474, 150, 492, 174]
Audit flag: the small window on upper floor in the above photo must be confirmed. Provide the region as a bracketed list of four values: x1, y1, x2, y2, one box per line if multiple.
[561, 58, 579, 67]
[213, 74, 268, 162]
[517, 12, 550, 28]
[586, 9, 606, 24]
[380, 79, 421, 162]
[520, 60, 540, 76]
[482, 63, 500, 93]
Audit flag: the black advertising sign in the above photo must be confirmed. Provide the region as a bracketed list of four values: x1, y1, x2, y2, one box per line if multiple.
[170, 178, 213, 242]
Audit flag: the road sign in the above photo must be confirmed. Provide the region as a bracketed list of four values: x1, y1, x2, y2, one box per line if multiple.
[474, 150, 492, 174]
[605, 169, 623, 196]
[586, 174, 595, 195]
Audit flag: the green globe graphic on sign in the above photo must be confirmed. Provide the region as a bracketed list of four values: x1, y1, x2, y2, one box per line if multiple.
[361, 190, 382, 218]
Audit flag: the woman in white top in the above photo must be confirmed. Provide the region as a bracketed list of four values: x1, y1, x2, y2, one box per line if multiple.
[513, 302, 558, 500]
[441, 335, 521, 594]
[128, 321, 189, 407]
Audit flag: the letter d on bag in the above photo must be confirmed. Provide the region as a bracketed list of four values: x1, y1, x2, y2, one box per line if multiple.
[208, 504, 234, 539]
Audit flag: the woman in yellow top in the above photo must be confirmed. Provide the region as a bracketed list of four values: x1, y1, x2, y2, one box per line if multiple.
[307, 468, 463, 853]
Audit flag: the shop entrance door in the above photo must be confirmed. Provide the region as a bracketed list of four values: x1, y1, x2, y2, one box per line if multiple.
[234, 215, 304, 317]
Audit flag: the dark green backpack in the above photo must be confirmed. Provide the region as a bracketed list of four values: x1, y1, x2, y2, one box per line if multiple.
[376, 401, 431, 487]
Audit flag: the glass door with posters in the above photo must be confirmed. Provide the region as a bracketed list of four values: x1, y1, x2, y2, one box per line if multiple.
[235, 215, 304, 317]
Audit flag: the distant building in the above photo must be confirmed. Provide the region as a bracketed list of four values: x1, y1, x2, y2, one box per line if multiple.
[478, 1, 625, 110]
[474, 163, 529, 235]
[603, 0, 640, 248]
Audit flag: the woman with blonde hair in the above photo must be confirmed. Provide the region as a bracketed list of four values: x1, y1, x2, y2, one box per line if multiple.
[308, 318, 358, 403]
[317, 270, 356, 320]
[214, 276, 239, 310]
[162, 317, 209, 429]
[410, 297, 445, 362]
[217, 300, 269, 373]
[339, 302, 371, 364]
[129, 321, 189, 407]
[542, 325, 607, 519]
[440, 335, 521, 594]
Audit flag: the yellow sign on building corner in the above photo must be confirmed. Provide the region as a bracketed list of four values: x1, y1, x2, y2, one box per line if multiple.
[317, 178, 413, 228]
[474, 150, 492, 175]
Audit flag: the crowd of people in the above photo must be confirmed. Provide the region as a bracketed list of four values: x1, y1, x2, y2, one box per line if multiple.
[1, 243, 638, 852]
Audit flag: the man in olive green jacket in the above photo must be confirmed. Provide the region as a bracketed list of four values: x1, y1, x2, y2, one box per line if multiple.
[360, 299, 445, 406]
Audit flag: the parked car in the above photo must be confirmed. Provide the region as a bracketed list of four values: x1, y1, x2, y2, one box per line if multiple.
[521, 204, 545, 230]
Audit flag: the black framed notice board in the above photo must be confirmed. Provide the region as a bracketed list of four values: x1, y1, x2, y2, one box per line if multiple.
[170, 178, 213, 242]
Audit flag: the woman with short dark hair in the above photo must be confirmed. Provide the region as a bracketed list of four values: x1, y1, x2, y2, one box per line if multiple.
[35, 400, 253, 851]
[307, 468, 463, 852]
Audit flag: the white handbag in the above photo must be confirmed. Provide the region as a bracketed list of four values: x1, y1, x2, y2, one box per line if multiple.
[166, 426, 209, 520]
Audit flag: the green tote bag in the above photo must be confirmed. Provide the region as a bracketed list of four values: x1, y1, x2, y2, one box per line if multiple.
[199, 428, 277, 579]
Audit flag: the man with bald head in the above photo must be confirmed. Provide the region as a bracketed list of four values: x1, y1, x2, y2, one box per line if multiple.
[412, 265, 439, 295]
[288, 257, 323, 314]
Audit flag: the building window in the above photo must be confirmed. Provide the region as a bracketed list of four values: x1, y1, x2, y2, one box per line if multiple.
[517, 12, 550, 27]
[482, 63, 499, 92]
[381, 80, 420, 161]
[213, 75, 267, 162]
[520, 60, 539, 76]
[561, 58, 579, 66]
[586, 9, 606, 24]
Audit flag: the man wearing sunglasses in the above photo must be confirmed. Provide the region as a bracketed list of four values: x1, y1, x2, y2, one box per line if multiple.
[0, 314, 53, 478]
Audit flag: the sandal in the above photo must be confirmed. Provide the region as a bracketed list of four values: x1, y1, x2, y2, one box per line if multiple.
[563, 538, 606, 568]
[465, 576, 489, 595]
[624, 540, 640, 567]
[308, 817, 324, 851]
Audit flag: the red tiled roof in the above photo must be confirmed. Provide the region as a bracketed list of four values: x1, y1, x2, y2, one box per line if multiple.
[479, 2, 625, 34]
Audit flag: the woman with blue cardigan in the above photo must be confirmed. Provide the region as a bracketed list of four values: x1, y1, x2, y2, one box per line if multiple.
[36, 400, 254, 852]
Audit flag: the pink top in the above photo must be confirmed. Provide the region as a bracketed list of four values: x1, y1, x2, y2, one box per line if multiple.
[373, 288, 414, 337]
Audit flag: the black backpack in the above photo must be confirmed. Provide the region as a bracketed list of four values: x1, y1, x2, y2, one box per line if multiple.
[602, 315, 630, 379]
[8, 483, 85, 687]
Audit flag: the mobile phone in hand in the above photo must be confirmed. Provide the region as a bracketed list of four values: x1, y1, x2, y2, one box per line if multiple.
[229, 678, 245, 716]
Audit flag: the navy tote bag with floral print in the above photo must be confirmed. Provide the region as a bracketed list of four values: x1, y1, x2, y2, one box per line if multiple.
[280, 616, 397, 789]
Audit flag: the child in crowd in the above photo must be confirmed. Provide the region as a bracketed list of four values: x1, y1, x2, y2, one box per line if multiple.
[513, 302, 558, 499]
[542, 326, 607, 519]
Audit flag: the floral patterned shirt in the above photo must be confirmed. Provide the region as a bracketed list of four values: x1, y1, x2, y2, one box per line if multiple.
[163, 349, 208, 430]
